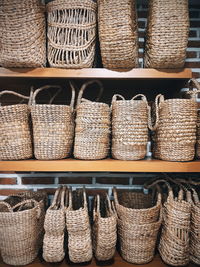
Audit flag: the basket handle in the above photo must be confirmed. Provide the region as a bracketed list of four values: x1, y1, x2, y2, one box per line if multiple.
[148, 94, 164, 131]
[0, 201, 12, 212]
[67, 187, 73, 209]
[12, 199, 41, 218]
[31, 85, 62, 105]
[187, 78, 200, 99]
[0, 90, 30, 106]
[113, 187, 119, 206]
[60, 186, 67, 209]
[111, 94, 125, 104]
[51, 187, 62, 210]
[145, 179, 174, 201]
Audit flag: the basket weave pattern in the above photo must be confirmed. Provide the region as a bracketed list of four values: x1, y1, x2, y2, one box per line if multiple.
[197, 110, 200, 158]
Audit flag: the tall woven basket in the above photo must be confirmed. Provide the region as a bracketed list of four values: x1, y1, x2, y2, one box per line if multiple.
[31, 85, 75, 160]
[98, 0, 138, 69]
[144, 0, 189, 68]
[47, 0, 97, 68]
[111, 94, 150, 160]
[0, 0, 46, 67]
[74, 80, 110, 160]
[0, 90, 33, 160]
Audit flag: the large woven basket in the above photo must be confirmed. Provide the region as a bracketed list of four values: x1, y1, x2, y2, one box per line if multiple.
[98, 0, 138, 69]
[0, 0, 46, 67]
[47, 0, 97, 68]
[31, 85, 75, 160]
[74, 80, 110, 160]
[144, 0, 189, 68]
[0, 90, 33, 160]
[111, 94, 150, 160]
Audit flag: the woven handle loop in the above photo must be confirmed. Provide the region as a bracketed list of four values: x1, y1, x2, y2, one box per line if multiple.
[31, 85, 63, 105]
[0, 90, 30, 106]
[131, 94, 148, 102]
[145, 179, 174, 200]
[148, 94, 164, 131]
[0, 201, 12, 212]
[111, 94, 125, 104]
[51, 187, 62, 210]
[113, 187, 119, 206]
[12, 199, 41, 218]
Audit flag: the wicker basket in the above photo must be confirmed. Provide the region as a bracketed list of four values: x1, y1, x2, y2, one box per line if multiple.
[74, 80, 110, 160]
[47, 0, 97, 68]
[93, 194, 117, 261]
[0, 0, 46, 67]
[0, 90, 33, 160]
[98, 0, 138, 69]
[111, 94, 150, 160]
[144, 0, 189, 68]
[31, 85, 75, 160]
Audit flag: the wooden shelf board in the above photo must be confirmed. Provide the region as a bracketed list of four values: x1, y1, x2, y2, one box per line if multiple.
[0, 158, 199, 172]
[0, 68, 192, 79]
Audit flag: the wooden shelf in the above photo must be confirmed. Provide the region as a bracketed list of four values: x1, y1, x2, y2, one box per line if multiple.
[0, 158, 199, 172]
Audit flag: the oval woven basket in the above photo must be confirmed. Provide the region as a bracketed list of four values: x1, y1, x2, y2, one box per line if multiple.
[47, 0, 97, 68]
[144, 0, 189, 68]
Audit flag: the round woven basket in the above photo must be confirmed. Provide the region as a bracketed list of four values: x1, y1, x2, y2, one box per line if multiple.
[31, 85, 75, 160]
[0, 0, 46, 67]
[98, 0, 138, 69]
[0, 90, 33, 160]
[144, 0, 189, 68]
[47, 0, 97, 68]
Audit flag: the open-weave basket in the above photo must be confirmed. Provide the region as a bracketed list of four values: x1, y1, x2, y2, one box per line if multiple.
[47, 0, 97, 68]
[98, 0, 138, 69]
[31, 85, 75, 160]
[93, 194, 117, 261]
[65, 188, 92, 263]
[74, 80, 110, 160]
[144, 0, 189, 68]
[0, 0, 46, 67]
[0, 90, 33, 160]
[111, 94, 151, 160]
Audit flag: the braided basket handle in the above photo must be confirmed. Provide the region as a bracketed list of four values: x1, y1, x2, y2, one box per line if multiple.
[31, 85, 63, 105]
[145, 179, 174, 201]
[0, 201, 12, 212]
[51, 187, 62, 210]
[0, 90, 30, 106]
[12, 199, 41, 218]
[93, 194, 100, 220]
[113, 187, 119, 206]
[148, 94, 164, 131]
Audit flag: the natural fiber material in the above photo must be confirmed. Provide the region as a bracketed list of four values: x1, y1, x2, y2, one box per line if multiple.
[47, 0, 97, 68]
[74, 80, 110, 160]
[111, 94, 150, 160]
[93, 194, 117, 261]
[31, 85, 75, 160]
[144, 0, 189, 68]
[197, 109, 200, 158]
[98, 0, 138, 69]
[0, 91, 33, 160]
[0, 0, 46, 67]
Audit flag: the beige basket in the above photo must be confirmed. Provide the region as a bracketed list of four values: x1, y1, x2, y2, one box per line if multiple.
[0, 0, 46, 67]
[144, 0, 189, 68]
[31, 85, 75, 160]
[111, 94, 151, 160]
[0, 90, 33, 160]
[93, 194, 117, 261]
[74, 80, 110, 160]
[98, 0, 138, 69]
[47, 0, 97, 68]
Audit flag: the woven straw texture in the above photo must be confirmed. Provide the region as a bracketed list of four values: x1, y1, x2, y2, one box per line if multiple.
[93, 194, 117, 261]
[47, 0, 97, 68]
[111, 94, 150, 160]
[31, 85, 75, 160]
[74, 80, 110, 160]
[197, 110, 200, 158]
[98, 0, 138, 69]
[0, 0, 46, 67]
[0, 91, 33, 160]
[144, 0, 189, 68]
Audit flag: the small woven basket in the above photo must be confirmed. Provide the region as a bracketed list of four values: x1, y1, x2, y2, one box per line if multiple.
[111, 94, 151, 160]
[0, 90, 33, 160]
[0, 0, 46, 67]
[47, 0, 97, 68]
[74, 80, 110, 160]
[93, 194, 117, 261]
[144, 0, 189, 68]
[31, 85, 75, 160]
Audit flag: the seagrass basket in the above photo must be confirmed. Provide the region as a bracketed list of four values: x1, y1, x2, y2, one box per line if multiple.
[47, 0, 97, 68]
[93, 194, 117, 261]
[111, 94, 150, 160]
[0, 0, 46, 67]
[0, 90, 33, 160]
[74, 80, 110, 160]
[144, 0, 189, 68]
[31, 85, 75, 160]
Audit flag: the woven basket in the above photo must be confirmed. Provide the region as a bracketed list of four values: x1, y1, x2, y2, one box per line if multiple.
[31, 85, 75, 160]
[65, 188, 92, 263]
[111, 94, 151, 160]
[0, 90, 33, 160]
[0, 0, 46, 67]
[74, 80, 110, 160]
[47, 0, 97, 68]
[93, 194, 117, 261]
[0, 199, 42, 266]
[98, 0, 138, 69]
[144, 0, 189, 68]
